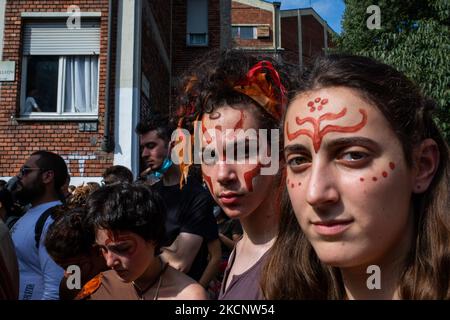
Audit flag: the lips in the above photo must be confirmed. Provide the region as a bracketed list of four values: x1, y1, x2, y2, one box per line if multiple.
[311, 219, 353, 237]
[218, 192, 244, 205]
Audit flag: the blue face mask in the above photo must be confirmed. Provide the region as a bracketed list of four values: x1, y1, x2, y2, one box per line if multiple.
[153, 157, 173, 178]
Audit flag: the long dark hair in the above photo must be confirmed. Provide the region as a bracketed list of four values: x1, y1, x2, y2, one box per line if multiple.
[261, 54, 450, 299]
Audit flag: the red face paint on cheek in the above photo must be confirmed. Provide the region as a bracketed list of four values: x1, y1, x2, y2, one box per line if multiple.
[243, 164, 262, 192]
[382, 171, 388, 178]
[202, 173, 214, 194]
[389, 162, 396, 170]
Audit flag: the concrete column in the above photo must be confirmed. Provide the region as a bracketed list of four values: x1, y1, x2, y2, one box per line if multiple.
[114, 0, 142, 177]
[273, 1, 281, 51]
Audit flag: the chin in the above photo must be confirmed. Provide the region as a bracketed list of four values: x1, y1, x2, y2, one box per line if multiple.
[311, 242, 360, 268]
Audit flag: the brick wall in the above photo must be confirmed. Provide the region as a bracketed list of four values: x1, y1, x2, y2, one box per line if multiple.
[302, 15, 325, 65]
[231, 1, 273, 48]
[280, 16, 298, 64]
[172, 0, 222, 78]
[0, 0, 115, 179]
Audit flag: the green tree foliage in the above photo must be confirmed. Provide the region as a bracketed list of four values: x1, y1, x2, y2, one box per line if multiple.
[335, 0, 450, 141]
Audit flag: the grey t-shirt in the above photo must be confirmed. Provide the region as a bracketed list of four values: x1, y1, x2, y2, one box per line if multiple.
[218, 248, 269, 300]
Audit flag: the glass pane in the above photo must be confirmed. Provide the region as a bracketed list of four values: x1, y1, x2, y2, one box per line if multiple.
[64, 56, 99, 113]
[25, 56, 58, 113]
[240, 26, 254, 39]
[189, 33, 207, 45]
[232, 27, 239, 38]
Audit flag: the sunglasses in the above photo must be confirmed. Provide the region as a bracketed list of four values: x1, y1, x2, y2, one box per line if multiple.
[19, 166, 49, 177]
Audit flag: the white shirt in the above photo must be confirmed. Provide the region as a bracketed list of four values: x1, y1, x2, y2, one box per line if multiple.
[11, 201, 63, 300]
[24, 97, 40, 113]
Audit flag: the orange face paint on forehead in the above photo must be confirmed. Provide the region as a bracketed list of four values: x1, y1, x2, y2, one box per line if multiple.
[104, 230, 138, 256]
[201, 110, 245, 144]
[286, 97, 368, 152]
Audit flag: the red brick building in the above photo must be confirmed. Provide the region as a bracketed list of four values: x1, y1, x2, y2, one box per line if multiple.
[231, 0, 281, 52]
[0, 0, 332, 184]
[0, 0, 231, 184]
[281, 8, 335, 67]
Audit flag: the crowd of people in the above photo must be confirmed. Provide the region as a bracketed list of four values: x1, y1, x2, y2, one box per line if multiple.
[0, 49, 449, 300]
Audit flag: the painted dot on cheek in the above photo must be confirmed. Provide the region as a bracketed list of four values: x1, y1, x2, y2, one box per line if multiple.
[389, 162, 396, 170]
[360, 178, 365, 182]
[298, 182, 302, 186]
[382, 171, 388, 178]
[291, 183, 295, 188]
[372, 177, 378, 182]
[315, 97, 321, 103]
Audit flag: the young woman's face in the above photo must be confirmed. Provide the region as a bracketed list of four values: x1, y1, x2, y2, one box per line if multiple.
[201, 105, 276, 219]
[96, 229, 155, 282]
[284, 87, 415, 268]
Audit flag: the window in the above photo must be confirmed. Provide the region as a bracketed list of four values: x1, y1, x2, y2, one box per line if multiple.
[187, 0, 208, 46]
[232, 26, 257, 40]
[21, 20, 100, 119]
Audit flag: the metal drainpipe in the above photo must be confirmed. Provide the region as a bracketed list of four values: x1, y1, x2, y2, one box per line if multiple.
[273, 1, 281, 55]
[101, 0, 115, 152]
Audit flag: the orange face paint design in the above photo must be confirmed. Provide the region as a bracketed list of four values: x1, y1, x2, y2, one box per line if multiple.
[202, 110, 245, 144]
[105, 231, 138, 256]
[203, 173, 214, 194]
[243, 164, 261, 192]
[286, 108, 368, 153]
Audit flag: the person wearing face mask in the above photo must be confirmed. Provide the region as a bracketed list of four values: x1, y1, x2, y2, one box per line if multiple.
[135, 115, 220, 286]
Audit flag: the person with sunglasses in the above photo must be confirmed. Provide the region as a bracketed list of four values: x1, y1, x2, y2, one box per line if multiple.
[10, 150, 69, 300]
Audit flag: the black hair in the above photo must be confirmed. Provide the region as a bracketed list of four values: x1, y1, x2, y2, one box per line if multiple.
[135, 113, 176, 143]
[102, 165, 134, 184]
[86, 183, 166, 255]
[31, 150, 68, 196]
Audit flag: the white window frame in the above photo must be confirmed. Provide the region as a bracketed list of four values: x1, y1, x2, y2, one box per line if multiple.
[19, 15, 101, 121]
[231, 25, 258, 40]
[20, 55, 100, 121]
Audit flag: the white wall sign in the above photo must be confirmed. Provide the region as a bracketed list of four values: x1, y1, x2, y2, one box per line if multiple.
[0, 61, 15, 81]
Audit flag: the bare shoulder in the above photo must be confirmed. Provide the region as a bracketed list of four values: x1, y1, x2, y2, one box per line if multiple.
[165, 266, 208, 300]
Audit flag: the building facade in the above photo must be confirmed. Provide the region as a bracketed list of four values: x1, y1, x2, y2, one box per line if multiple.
[0, 0, 332, 184]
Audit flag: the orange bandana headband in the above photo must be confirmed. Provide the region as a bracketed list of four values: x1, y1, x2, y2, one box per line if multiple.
[233, 60, 287, 121]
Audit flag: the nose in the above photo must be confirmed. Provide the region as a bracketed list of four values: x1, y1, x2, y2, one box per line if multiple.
[103, 250, 120, 269]
[142, 147, 150, 158]
[216, 162, 238, 186]
[305, 162, 339, 208]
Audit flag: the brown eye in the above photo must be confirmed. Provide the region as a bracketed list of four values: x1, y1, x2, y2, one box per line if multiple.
[340, 152, 367, 161]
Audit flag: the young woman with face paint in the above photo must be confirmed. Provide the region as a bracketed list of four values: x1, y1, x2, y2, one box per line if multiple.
[175, 50, 298, 299]
[261, 54, 450, 299]
[77, 183, 207, 300]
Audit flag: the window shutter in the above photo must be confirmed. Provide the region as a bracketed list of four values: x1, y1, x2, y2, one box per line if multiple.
[23, 20, 100, 55]
[186, 0, 208, 45]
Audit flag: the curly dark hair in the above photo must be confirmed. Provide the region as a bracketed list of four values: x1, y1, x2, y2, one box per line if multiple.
[173, 49, 301, 133]
[86, 183, 166, 255]
[45, 207, 93, 261]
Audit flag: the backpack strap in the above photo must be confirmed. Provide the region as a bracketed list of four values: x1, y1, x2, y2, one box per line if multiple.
[34, 206, 58, 249]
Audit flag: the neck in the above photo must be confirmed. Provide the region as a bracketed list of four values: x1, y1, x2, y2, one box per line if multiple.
[133, 256, 162, 291]
[162, 164, 180, 186]
[31, 193, 59, 207]
[239, 194, 278, 247]
[341, 214, 414, 300]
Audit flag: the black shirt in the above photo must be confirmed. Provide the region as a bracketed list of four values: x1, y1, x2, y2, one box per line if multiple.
[153, 177, 218, 281]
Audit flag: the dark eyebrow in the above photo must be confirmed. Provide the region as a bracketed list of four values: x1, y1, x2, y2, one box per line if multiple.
[284, 144, 310, 155]
[322, 137, 380, 151]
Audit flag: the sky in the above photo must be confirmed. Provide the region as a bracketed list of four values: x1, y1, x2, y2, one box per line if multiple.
[265, 0, 345, 33]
